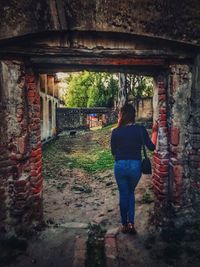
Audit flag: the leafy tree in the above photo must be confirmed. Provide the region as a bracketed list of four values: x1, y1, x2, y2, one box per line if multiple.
[65, 71, 91, 107]
[59, 72, 153, 108]
[126, 74, 153, 99]
[62, 71, 118, 108]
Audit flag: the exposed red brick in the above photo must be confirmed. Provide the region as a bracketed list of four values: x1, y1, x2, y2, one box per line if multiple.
[154, 156, 169, 165]
[30, 154, 42, 163]
[17, 136, 27, 154]
[157, 81, 165, 87]
[159, 121, 167, 127]
[159, 114, 167, 121]
[170, 145, 181, 155]
[157, 164, 168, 172]
[170, 126, 180, 146]
[172, 164, 183, 178]
[152, 179, 166, 191]
[153, 151, 169, 159]
[159, 108, 167, 114]
[159, 95, 166, 101]
[31, 148, 42, 157]
[27, 83, 36, 90]
[153, 184, 166, 196]
[30, 166, 42, 177]
[154, 168, 168, 178]
[25, 74, 35, 83]
[28, 90, 35, 98]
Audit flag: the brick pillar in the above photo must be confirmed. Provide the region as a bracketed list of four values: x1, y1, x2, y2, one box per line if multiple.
[25, 68, 43, 223]
[152, 73, 170, 226]
[188, 56, 200, 224]
[0, 61, 43, 235]
[168, 57, 200, 226]
[0, 62, 9, 233]
[168, 64, 193, 223]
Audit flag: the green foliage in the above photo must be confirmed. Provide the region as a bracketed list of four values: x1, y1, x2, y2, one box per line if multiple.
[127, 74, 154, 99]
[62, 71, 118, 107]
[64, 71, 92, 107]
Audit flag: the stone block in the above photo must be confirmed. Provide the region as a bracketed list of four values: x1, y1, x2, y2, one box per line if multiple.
[159, 121, 167, 127]
[17, 136, 27, 154]
[153, 185, 166, 199]
[158, 88, 166, 95]
[73, 236, 87, 267]
[0, 159, 16, 168]
[104, 235, 119, 267]
[154, 168, 168, 178]
[154, 156, 169, 166]
[14, 179, 27, 187]
[159, 95, 166, 101]
[159, 113, 167, 121]
[152, 173, 168, 183]
[170, 126, 180, 146]
[27, 82, 36, 91]
[157, 164, 168, 173]
[171, 165, 183, 187]
[25, 74, 35, 83]
[159, 107, 167, 114]
[153, 180, 167, 194]
[31, 147, 42, 158]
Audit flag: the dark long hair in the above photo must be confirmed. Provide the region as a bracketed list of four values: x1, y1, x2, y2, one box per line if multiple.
[117, 103, 136, 128]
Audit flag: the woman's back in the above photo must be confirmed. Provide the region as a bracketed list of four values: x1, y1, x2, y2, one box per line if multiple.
[111, 124, 155, 160]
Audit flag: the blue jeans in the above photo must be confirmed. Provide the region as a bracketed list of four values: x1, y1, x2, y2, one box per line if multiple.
[114, 160, 141, 225]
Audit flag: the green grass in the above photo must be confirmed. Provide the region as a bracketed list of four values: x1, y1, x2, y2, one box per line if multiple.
[69, 149, 114, 173]
[42, 123, 153, 178]
[42, 125, 115, 178]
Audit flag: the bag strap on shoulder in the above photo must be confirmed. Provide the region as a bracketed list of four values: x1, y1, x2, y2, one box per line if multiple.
[140, 125, 147, 159]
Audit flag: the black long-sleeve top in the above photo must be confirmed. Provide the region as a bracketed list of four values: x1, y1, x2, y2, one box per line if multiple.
[111, 124, 155, 161]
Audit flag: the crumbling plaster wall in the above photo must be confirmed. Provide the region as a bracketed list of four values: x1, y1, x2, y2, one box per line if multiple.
[0, 61, 43, 234]
[0, 0, 199, 46]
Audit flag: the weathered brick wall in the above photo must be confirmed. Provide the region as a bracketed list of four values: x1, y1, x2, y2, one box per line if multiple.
[168, 65, 192, 211]
[152, 74, 170, 225]
[0, 1, 200, 46]
[56, 107, 117, 132]
[188, 56, 200, 224]
[26, 68, 43, 225]
[152, 59, 200, 227]
[0, 61, 42, 234]
[167, 57, 200, 226]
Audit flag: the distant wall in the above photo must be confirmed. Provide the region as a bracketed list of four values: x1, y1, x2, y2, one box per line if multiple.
[56, 107, 117, 132]
[39, 74, 60, 141]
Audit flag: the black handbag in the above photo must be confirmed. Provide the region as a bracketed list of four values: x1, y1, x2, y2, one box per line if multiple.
[141, 127, 152, 174]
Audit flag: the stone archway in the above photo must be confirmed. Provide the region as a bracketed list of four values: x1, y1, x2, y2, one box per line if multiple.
[1, 57, 199, 234]
[0, 0, 200, 234]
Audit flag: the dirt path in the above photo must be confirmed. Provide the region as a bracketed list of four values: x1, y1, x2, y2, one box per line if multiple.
[2, 128, 199, 267]
[42, 129, 154, 230]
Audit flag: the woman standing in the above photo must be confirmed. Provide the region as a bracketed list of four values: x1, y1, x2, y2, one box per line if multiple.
[111, 103, 158, 234]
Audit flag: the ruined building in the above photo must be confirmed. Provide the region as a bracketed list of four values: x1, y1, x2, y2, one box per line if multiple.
[0, 0, 200, 234]
[39, 74, 61, 141]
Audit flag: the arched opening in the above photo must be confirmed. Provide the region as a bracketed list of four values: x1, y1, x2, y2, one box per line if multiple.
[0, 25, 199, 267]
